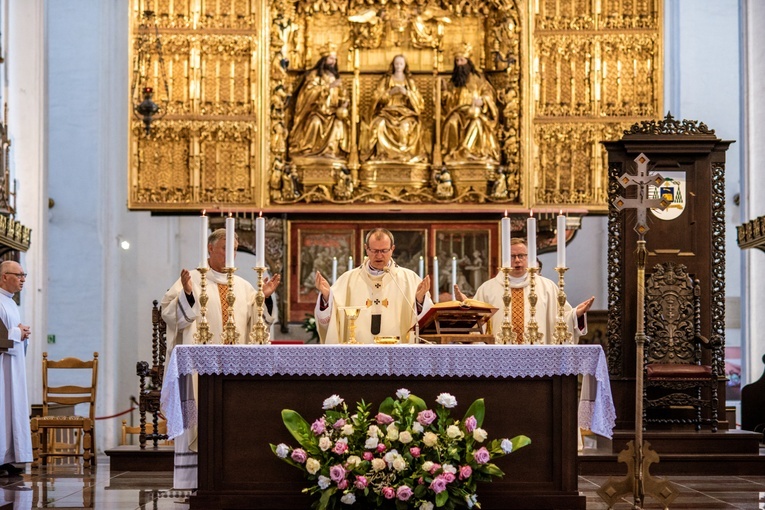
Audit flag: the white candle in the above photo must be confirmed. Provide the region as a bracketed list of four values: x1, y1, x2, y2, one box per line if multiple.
[200, 212, 209, 269]
[451, 257, 457, 300]
[501, 212, 512, 268]
[332, 257, 338, 283]
[418, 256, 424, 279]
[348, 256, 353, 271]
[225, 215, 235, 268]
[432, 256, 439, 303]
[557, 212, 566, 268]
[255, 213, 265, 268]
[527, 213, 537, 268]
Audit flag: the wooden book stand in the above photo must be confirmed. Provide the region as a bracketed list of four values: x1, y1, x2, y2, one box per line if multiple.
[417, 299, 497, 344]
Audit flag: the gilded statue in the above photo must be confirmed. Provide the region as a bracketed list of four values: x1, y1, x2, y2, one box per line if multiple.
[288, 43, 350, 163]
[361, 55, 426, 164]
[441, 43, 500, 165]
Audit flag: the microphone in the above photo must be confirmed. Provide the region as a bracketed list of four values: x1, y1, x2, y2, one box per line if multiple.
[383, 266, 427, 344]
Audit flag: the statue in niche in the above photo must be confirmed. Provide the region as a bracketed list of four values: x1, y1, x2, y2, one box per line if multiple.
[440, 43, 500, 165]
[435, 166, 454, 199]
[288, 42, 350, 162]
[490, 167, 508, 198]
[361, 55, 427, 164]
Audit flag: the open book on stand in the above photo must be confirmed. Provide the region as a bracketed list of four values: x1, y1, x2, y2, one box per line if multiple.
[416, 299, 498, 344]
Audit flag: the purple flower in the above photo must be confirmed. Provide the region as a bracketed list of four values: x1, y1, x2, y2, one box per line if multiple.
[396, 485, 413, 501]
[429, 476, 448, 494]
[416, 409, 437, 426]
[429, 462, 441, 475]
[473, 447, 490, 465]
[376, 413, 394, 425]
[290, 448, 307, 463]
[442, 472, 456, 484]
[310, 417, 326, 435]
[336, 479, 348, 489]
[409, 446, 421, 458]
[333, 440, 348, 455]
[382, 486, 396, 499]
[354, 475, 368, 489]
[459, 465, 473, 480]
[464, 415, 477, 432]
[333, 418, 346, 429]
[329, 464, 346, 483]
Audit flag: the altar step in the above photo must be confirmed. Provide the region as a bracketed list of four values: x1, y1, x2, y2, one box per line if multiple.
[579, 429, 765, 475]
[104, 445, 174, 472]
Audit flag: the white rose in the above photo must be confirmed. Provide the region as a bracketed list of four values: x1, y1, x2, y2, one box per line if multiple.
[392, 456, 407, 472]
[442, 464, 457, 474]
[306, 458, 321, 474]
[275, 443, 289, 458]
[422, 461, 434, 472]
[466, 494, 478, 508]
[340, 493, 356, 505]
[365, 436, 379, 449]
[396, 388, 411, 399]
[346, 455, 361, 467]
[501, 438, 513, 454]
[420, 502, 434, 510]
[319, 436, 332, 451]
[423, 432, 438, 447]
[412, 422, 424, 434]
[322, 394, 344, 409]
[399, 430, 413, 444]
[446, 425, 463, 439]
[435, 393, 458, 408]
[372, 458, 386, 471]
[342, 424, 355, 436]
[367, 425, 381, 437]
[473, 428, 488, 443]
[318, 475, 331, 489]
[386, 425, 399, 441]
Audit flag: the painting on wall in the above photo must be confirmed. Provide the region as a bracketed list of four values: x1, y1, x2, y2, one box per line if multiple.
[361, 228, 428, 277]
[433, 227, 492, 300]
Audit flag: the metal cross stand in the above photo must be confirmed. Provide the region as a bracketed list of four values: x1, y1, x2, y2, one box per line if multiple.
[597, 154, 679, 509]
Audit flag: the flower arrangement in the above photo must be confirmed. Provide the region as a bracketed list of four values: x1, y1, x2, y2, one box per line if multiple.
[271, 389, 531, 509]
[302, 313, 320, 343]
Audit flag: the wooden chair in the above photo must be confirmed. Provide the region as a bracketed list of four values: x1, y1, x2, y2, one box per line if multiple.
[643, 262, 721, 432]
[120, 419, 171, 446]
[30, 352, 99, 467]
[135, 300, 169, 448]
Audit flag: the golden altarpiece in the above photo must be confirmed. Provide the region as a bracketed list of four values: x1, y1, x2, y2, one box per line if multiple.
[129, 0, 663, 322]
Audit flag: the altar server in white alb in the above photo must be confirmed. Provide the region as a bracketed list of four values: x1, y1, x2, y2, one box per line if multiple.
[161, 228, 281, 490]
[314, 228, 433, 344]
[0, 261, 33, 477]
[459, 237, 594, 343]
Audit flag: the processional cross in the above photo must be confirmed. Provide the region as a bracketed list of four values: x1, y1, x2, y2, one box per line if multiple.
[597, 154, 680, 509]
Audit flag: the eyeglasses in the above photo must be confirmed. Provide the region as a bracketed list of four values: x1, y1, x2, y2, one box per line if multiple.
[6, 272, 27, 278]
[510, 254, 528, 260]
[366, 248, 392, 255]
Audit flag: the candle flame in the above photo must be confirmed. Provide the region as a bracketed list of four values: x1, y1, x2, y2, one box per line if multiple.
[202, 209, 206, 216]
[559, 209, 563, 215]
[504, 210, 508, 217]
[259, 210, 263, 218]
[529, 210, 533, 217]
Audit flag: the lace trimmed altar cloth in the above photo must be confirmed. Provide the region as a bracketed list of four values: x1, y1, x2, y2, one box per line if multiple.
[161, 344, 616, 439]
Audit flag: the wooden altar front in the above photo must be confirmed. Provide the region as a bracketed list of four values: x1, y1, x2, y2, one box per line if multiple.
[161, 345, 615, 510]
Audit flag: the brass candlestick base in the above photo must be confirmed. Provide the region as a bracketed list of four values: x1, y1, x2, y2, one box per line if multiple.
[193, 267, 213, 345]
[220, 267, 239, 345]
[497, 266, 517, 345]
[524, 267, 543, 344]
[340, 307, 362, 344]
[552, 267, 573, 345]
[249, 266, 270, 345]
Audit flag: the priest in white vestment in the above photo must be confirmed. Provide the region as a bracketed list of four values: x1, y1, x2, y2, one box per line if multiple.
[161, 228, 281, 490]
[0, 261, 33, 477]
[314, 228, 433, 344]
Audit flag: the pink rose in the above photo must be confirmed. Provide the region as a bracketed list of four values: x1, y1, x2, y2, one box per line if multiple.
[416, 409, 437, 426]
[333, 418, 346, 429]
[290, 448, 307, 463]
[376, 413, 394, 425]
[382, 487, 396, 499]
[409, 447, 421, 458]
[332, 441, 348, 455]
[376, 443, 387, 453]
[464, 415, 477, 433]
[363, 451, 374, 461]
[473, 447, 490, 465]
[337, 479, 348, 489]
[442, 472, 456, 483]
[429, 463, 441, 475]
[310, 418, 326, 435]
[459, 465, 472, 480]
[329, 464, 346, 483]
[354, 475, 368, 489]
[429, 476, 448, 494]
[418, 477, 424, 485]
[396, 485, 413, 501]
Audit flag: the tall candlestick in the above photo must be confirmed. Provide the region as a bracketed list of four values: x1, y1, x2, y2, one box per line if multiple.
[348, 255, 354, 271]
[200, 211, 209, 269]
[557, 212, 566, 268]
[332, 257, 338, 283]
[225, 215, 235, 268]
[255, 212, 265, 267]
[418, 256, 424, 279]
[432, 256, 439, 303]
[527, 213, 537, 268]
[501, 211, 512, 268]
[451, 257, 457, 300]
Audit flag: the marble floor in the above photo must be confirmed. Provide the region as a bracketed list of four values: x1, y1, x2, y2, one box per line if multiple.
[1, 458, 764, 509]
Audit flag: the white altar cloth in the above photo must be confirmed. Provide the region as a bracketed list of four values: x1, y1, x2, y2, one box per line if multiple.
[161, 344, 616, 440]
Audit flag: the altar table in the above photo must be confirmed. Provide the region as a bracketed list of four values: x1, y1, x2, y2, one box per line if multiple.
[161, 344, 615, 510]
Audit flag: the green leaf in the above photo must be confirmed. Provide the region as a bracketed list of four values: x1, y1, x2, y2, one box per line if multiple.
[511, 434, 532, 451]
[463, 399, 486, 427]
[479, 462, 505, 477]
[407, 394, 427, 413]
[317, 487, 337, 510]
[281, 409, 312, 446]
[379, 396, 396, 415]
[436, 490, 449, 507]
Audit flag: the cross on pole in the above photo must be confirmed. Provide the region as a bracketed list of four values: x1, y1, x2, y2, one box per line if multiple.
[597, 153, 679, 509]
